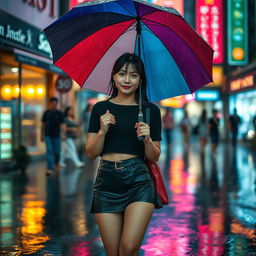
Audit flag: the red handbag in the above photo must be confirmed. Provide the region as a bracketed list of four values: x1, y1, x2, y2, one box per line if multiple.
[145, 159, 169, 206]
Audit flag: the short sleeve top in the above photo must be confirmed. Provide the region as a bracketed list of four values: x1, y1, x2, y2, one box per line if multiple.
[88, 100, 162, 158]
[41, 110, 65, 137]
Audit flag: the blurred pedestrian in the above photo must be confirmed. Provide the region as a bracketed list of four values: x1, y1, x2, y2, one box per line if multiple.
[209, 109, 220, 154]
[198, 109, 208, 153]
[41, 97, 66, 175]
[59, 106, 85, 168]
[162, 108, 174, 145]
[228, 108, 241, 147]
[180, 109, 191, 146]
[82, 104, 93, 133]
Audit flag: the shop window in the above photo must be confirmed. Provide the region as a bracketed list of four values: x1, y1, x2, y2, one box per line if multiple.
[21, 67, 47, 155]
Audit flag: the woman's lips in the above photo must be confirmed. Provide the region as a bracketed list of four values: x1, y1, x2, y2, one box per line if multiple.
[122, 86, 131, 89]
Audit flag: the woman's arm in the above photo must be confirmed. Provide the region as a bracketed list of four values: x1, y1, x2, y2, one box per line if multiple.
[85, 131, 106, 159]
[144, 138, 160, 163]
[136, 122, 160, 163]
[86, 110, 115, 159]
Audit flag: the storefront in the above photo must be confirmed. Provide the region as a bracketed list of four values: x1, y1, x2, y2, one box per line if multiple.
[228, 72, 256, 140]
[0, 1, 68, 163]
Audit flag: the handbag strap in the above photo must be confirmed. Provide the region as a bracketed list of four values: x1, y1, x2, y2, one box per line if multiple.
[145, 107, 150, 126]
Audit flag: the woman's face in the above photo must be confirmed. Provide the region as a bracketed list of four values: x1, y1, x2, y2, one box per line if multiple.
[113, 63, 141, 96]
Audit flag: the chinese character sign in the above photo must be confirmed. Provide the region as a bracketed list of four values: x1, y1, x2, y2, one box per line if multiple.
[196, 0, 223, 64]
[228, 0, 248, 65]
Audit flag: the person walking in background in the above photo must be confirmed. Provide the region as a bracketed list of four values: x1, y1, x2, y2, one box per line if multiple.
[198, 109, 208, 153]
[59, 106, 85, 168]
[162, 108, 174, 145]
[180, 109, 191, 146]
[83, 104, 93, 133]
[86, 53, 162, 256]
[209, 109, 220, 154]
[41, 97, 66, 175]
[228, 108, 241, 148]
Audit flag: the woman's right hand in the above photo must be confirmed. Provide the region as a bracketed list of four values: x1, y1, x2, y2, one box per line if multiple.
[99, 109, 116, 134]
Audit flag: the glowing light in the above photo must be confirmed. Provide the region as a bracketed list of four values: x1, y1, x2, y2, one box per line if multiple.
[12, 85, 20, 98]
[36, 85, 45, 98]
[1, 85, 12, 100]
[11, 67, 19, 73]
[232, 47, 245, 60]
[19, 200, 49, 254]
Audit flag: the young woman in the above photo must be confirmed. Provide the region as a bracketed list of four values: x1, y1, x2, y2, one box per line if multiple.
[86, 53, 162, 256]
[59, 106, 85, 168]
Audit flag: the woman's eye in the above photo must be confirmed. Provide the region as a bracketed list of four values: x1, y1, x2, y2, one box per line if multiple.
[131, 74, 138, 78]
[119, 72, 125, 76]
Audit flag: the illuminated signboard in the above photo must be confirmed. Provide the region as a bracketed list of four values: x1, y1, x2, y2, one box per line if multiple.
[196, 90, 220, 101]
[212, 65, 223, 86]
[228, 0, 248, 65]
[0, 107, 12, 160]
[70, 0, 184, 14]
[229, 73, 255, 93]
[196, 0, 223, 64]
[69, 0, 93, 9]
[154, 0, 184, 15]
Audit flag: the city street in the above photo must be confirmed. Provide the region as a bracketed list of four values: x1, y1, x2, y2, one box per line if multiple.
[1, 131, 256, 256]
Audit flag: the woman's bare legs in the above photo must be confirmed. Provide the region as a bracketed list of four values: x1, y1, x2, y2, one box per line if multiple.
[95, 213, 123, 256]
[119, 202, 154, 256]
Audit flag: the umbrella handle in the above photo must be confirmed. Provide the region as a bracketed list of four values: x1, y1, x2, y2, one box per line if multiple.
[138, 112, 145, 141]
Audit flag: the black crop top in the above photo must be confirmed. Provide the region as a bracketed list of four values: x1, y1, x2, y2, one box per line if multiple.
[88, 100, 162, 158]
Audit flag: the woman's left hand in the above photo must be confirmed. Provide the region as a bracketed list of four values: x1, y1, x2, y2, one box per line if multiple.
[135, 122, 150, 141]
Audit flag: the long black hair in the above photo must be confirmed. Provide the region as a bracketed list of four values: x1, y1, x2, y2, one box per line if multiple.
[64, 106, 72, 117]
[107, 53, 149, 105]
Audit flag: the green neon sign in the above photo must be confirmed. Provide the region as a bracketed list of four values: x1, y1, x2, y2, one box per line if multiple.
[228, 0, 248, 65]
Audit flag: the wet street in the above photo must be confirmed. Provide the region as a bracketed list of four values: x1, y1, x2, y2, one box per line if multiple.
[1, 132, 256, 256]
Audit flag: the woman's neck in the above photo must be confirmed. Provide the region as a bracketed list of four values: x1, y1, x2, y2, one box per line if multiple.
[112, 95, 137, 105]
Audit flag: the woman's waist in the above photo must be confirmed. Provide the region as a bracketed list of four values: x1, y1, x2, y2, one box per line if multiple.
[99, 155, 144, 170]
[101, 153, 139, 162]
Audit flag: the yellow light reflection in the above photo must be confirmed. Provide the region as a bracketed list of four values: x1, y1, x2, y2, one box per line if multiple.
[20, 200, 49, 253]
[231, 222, 256, 239]
[170, 159, 184, 194]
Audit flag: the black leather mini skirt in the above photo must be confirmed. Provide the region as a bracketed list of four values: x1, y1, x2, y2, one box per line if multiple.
[91, 157, 162, 213]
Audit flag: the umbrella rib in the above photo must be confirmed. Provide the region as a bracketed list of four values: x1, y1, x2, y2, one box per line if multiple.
[115, 1, 136, 17]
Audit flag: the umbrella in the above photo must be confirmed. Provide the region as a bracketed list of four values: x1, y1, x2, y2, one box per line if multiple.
[44, 0, 213, 103]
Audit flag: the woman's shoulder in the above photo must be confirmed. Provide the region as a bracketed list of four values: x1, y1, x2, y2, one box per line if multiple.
[92, 99, 109, 109]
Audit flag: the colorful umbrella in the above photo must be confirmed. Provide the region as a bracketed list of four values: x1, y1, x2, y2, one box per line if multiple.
[44, 0, 213, 103]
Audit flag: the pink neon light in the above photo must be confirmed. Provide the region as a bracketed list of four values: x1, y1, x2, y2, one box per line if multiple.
[196, 0, 223, 64]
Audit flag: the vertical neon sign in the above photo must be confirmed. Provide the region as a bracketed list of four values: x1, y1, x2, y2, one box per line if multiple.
[196, 0, 223, 64]
[228, 0, 248, 65]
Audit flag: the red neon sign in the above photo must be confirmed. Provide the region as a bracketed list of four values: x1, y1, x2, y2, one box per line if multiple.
[196, 0, 223, 64]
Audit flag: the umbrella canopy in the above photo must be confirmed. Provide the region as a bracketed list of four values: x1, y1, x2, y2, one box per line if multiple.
[44, 0, 214, 102]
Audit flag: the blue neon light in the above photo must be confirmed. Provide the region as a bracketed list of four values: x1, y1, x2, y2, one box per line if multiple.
[196, 91, 220, 101]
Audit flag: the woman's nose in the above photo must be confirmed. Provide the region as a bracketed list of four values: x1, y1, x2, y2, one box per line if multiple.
[124, 75, 130, 82]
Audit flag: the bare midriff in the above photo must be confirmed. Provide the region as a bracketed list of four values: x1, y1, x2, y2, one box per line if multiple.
[101, 153, 138, 161]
